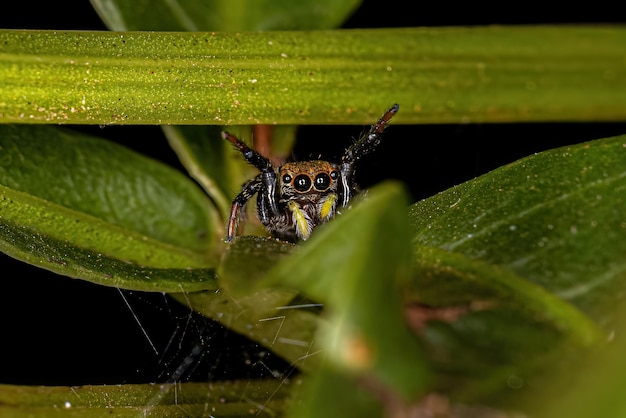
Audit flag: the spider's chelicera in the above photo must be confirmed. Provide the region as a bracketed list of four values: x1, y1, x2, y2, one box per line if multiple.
[223, 103, 399, 243]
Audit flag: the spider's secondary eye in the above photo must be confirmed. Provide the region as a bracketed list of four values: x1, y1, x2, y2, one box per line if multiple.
[314, 173, 331, 191]
[330, 170, 339, 180]
[294, 174, 312, 192]
[282, 174, 292, 183]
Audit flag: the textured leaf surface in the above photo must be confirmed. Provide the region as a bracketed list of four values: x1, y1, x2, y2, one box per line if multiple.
[171, 236, 324, 372]
[409, 134, 626, 322]
[0, 379, 294, 417]
[0, 125, 219, 291]
[405, 135, 625, 401]
[410, 246, 601, 344]
[2, 26, 626, 125]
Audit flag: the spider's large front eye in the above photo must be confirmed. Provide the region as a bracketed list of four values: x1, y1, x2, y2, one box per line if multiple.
[314, 173, 331, 191]
[294, 174, 312, 192]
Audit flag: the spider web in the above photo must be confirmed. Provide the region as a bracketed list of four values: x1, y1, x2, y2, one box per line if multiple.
[1, 253, 300, 413]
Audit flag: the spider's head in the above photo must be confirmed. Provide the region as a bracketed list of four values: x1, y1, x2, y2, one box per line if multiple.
[278, 160, 340, 201]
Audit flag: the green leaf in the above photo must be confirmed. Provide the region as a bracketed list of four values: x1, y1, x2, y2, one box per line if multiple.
[91, 0, 362, 31]
[290, 369, 383, 418]
[0, 379, 294, 416]
[406, 246, 602, 402]
[261, 182, 429, 400]
[173, 286, 323, 371]
[171, 236, 324, 372]
[410, 246, 601, 346]
[0, 125, 220, 291]
[185, 183, 430, 401]
[0, 125, 219, 253]
[162, 125, 237, 221]
[2, 26, 626, 125]
[0, 212, 217, 292]
[409, 134, 626, 323]
[405, 135, 625, 402]
[533, 305, 626, 418]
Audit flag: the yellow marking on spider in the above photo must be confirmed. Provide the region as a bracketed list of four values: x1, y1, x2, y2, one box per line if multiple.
[288, 201, 311, 240]
[320, 193, 337, 220]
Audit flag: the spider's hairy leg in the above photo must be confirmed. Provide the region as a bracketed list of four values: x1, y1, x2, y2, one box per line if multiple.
[342, 103, 399, 166]
[221, 131, 274, 172]
[339, 104, 399, 206]
[222, 131, 279, 216]
[226, 177, 262, 243]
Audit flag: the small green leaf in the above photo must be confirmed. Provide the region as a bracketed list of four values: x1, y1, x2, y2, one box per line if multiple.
[406, 245, 602, 402]
[410, 246, 601, 345]
[533, 306, 626, 418]
[262, 182, 429, 400]
[173, 286, 323, 372]
[0, 125, 219, 254]
[219, 235, 295, 290]
[91, 0, 362, 31]
[163, 125, 237, 221]
[289, 369, 383, 418]
[190, 184, 431, 400]
[409, 134, 626, 323]
[0, 125, 220, 291]
[172, 236, 324, 372]
[0, 208, 216, 292]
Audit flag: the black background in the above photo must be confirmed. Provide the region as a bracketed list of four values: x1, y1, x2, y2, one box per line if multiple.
[1, 1, 625, 385]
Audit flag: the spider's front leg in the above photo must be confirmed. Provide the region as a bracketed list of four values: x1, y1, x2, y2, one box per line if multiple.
[226, 176, 262, 243]
[339, 104, 399, 206]
[222, 131, 279, 217]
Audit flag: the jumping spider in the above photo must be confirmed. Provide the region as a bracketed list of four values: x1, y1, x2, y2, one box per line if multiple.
[223, 103, 399, 243]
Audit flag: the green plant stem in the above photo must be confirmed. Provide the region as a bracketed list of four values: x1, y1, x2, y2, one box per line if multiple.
[1, 26, 626, 125]
[0, 380, 294, 417]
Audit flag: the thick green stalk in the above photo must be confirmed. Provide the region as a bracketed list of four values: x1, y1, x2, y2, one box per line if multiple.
[1, 26, 625, 125]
